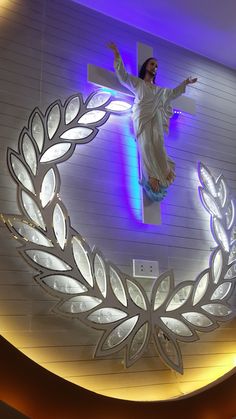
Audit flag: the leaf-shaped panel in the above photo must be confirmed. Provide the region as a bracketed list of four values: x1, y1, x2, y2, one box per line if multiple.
[42, 275, 87, 294]
[40, 168, 56, 207]
[60, 128, 92, 140]
[94, 254, 107, 298]
[110, 267, 127, 307]
[199, 188, 222, 219]
[193, 272, 209, 305]
[154, 328, 183, 373]
[199, 163, 217, 197]
[153, 275, 171, 310]
[182, 312, 213, 327]
[22, 191, 45, 230]
[47, 104, 60, 139]
[217, 176, 227, 207]
[128, 322, 149, 360]
[211, 282, 232, 300]
[202, 303, 232, 316]
[212, 249, 223, 284]
[31, 112, 44, 151]
[87, 92, 111, 108]
[60, 296, 102, 314]
[53, 203, 67, 249]
[127, 280, 147, 310]
[87, 308, 127, 324]
[10, 154, 35, 193]
[224, 263, 236, 279]
[213, 218, 229, 252]
[161, 317, 193, 336]
[229, 243, 236, 264]
[78, 110, 106, 124]
[65, 96, 81, 124]
[26, 250, 71, 271]
[22, 134, 37, 175]
[72, 237, 93, 286]
[166, 285, 192, 311]
[106, 101, 131, 111]
[103, 316, 139, 349]
[40, 143, 71, 162]
[225, 200, 235, 230]
[12, 220, 52, 246]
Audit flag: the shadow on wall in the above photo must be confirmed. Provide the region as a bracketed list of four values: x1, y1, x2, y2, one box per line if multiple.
[0, 402, 30, 419]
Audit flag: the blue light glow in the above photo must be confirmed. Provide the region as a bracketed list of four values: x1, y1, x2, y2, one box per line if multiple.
[120, 124, 143, 222]
[172, 109, 182, 119]
[100, 87, 118, 96]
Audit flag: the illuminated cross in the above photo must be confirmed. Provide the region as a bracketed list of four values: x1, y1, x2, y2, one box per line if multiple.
[87, 43, 196, 225]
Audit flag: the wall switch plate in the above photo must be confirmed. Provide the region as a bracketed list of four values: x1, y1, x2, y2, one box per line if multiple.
[133, 259, 159, 278]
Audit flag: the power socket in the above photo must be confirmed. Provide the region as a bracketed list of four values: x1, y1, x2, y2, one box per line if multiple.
[133, 259, 159, 278]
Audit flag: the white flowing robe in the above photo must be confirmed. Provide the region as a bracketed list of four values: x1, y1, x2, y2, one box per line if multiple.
[114, 56, 186, 187]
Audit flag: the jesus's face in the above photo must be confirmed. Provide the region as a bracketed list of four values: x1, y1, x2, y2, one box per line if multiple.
[145, 59, 158, 77]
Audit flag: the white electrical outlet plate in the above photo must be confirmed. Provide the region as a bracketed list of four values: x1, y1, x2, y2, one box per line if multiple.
[133, 259, 159, 278]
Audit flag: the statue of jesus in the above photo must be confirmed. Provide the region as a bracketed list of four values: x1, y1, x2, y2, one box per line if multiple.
[108, 42, 197, 201]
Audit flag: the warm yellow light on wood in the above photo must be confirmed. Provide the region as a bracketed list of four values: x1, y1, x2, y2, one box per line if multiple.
[11, 337, 236, 402]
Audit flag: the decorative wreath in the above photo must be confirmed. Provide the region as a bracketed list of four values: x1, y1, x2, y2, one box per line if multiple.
[2, 90, 235, 374]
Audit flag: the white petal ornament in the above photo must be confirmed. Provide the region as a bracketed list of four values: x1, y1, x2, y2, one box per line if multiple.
[72, 236, 93, 287]
[60, 127, 92, 141]
[161, 317, 193, 337]
[202, 303, 232, 317]
[128, 322, 150, 364]
[87, 91, 111, 108]
[110, 267, 127, 307]
[152, 273, 172, 310]
[94, 253, 107, 298]
[22, 134, 37, 175]
[59, 296, 102, 314]
[211, 249, 223, 284]
[87, 308, 127, 324]
[78, 110, 106, 124]
[21, 191, 46, 230]
[10, 154, 35, 194]
[212, 217, 229, 252]
[182, 312, 213, 328]
[211, 282, 232, 300]
[102, 316, 139, 349]
[225, 200, 235, 230]
[3, 90, 235, 375]
[25, 250, 71, 271]
[5, 218, 52, 247]
[40, 143, 72, 162]
[217, 176, 227, 208]
[41, 275, 88, 294]
[31, 112, 44, 152]
[224, 263, 236, 280]
[192, 271, 209, 305]
[199, 163, 217, 197]
[65, 96, 81, 124]
[53, 203, 67, 249]
[154, 328, 183, 373]
[127, 279, 147, 310]
[47, 104, 61, 139]
[40, 168, 56, 207]
[199, 188, 222, 219]
[166, 284, 192, 311]
[106, 100, 131, 111]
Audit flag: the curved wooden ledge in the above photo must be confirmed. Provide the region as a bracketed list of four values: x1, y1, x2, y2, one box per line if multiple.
[0, 336, 235, 419]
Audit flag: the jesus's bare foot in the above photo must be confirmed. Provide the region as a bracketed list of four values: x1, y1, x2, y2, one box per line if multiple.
[166, 169, 176, 184]
[148, 177, 160, 192]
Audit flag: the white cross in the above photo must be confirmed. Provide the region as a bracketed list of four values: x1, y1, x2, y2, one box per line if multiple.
[87, 43, 196, 225]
